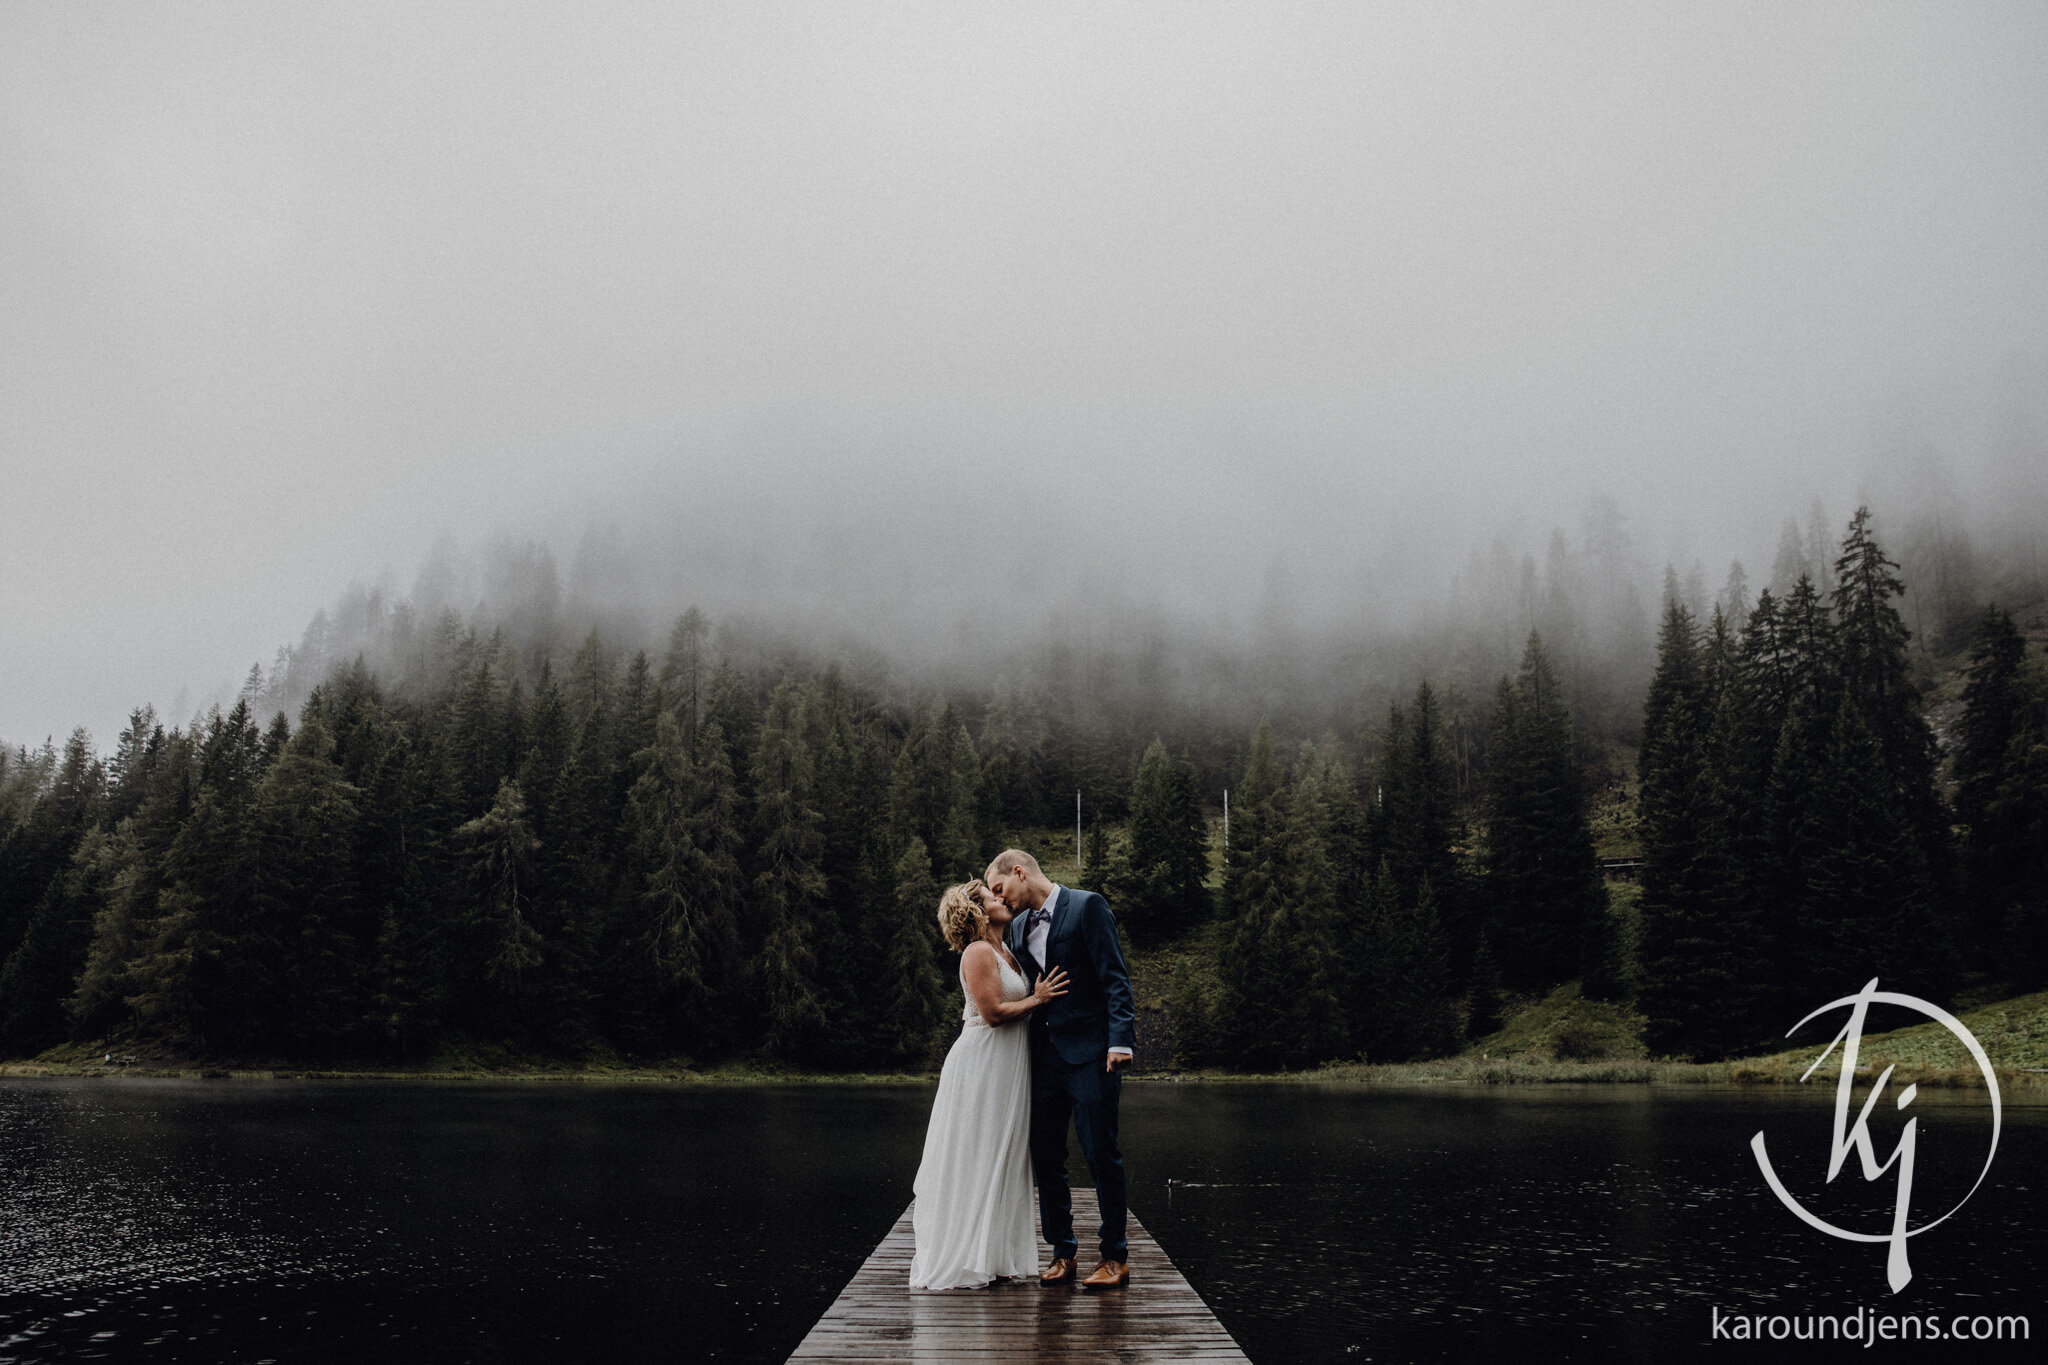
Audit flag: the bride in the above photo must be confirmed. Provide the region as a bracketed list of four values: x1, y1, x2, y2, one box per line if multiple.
[909, 879, 1068, 1291]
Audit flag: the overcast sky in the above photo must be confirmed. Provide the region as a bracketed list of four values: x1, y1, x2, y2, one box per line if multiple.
[5, 2, 2046, 747]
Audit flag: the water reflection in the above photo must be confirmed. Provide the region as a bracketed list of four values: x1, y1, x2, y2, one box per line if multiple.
[0, 1080, 927, 1362]
[0, 1079, 2040, 1363]
[1123, 1084, 2045, 1362]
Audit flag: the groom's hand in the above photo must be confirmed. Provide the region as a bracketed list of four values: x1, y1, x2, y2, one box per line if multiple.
[1105, 1051, 1131, 1074]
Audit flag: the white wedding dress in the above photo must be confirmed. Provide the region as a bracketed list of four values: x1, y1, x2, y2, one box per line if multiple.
[908, 951, 1037, 1290]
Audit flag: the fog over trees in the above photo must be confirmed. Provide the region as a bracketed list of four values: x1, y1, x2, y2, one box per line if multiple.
[2, 493, 2043, 1068]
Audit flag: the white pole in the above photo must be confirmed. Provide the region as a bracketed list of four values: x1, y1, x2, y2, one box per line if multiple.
[1076, 790, 1082, 872]
[1223, 788, 1229, 854]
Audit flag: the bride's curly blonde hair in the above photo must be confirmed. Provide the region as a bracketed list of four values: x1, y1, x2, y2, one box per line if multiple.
[937, 880, 993, 953]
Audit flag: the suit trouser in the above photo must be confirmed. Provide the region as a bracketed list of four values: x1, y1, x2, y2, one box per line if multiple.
[1029, 1046, 1128, 1264]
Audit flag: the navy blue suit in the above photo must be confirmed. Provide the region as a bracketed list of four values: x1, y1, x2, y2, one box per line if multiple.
[1006, 886, 1136, 1264]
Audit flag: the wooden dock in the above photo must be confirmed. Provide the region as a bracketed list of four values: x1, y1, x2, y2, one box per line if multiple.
[789, 1188, 1249, 1362]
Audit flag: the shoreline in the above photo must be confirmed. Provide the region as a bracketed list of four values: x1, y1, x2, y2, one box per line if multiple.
[6, 1057, 2041, 1092]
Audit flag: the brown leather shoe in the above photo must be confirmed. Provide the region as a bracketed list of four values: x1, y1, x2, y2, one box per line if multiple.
[1080, 1259, 1130, 1290]
[1039, 1257, 1077, 1284]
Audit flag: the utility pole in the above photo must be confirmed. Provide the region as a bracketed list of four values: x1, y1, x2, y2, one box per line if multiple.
[1222, 788, 1229, 855]
[1076, 790, 1082, 873]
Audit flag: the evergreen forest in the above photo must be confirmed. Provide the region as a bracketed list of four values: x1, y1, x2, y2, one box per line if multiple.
[2, 505, 2044, 1069]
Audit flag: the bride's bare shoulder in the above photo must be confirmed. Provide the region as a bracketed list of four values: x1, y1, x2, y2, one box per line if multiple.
[961, 939, 996, 965]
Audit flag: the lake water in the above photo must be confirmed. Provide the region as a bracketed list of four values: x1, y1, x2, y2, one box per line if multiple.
[0, 1078, 2041, 1362]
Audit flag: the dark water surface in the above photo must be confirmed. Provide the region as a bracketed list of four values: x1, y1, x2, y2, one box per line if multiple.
[0, 1079, 2041, 1362]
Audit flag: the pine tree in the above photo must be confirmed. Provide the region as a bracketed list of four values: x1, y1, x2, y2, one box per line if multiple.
[1955, 606, 2031, 972]
[199, 701, 266, 805]
[454, 779, 543, 1036]
[0, 729, 104, 1050]
[686, 720, 750, 1049]
[624, 711, 743, 1059]
[1727, 588, 1796, 880]
[701, 663, 762, 800]
[101, 703, 274, 1055]
[1466, 929, 1505, 1037]
[1796, 695, 1932, 1000]
[0, 828, 116, 1052]
[977, 682, 1048, 832]
[1984, 686, 2048, 985]
[616, 651, 657, 773]
[1831, 508, 1947, 868]
[877, 837, 948, 1067]
[0, 733, 100, 942]
[1739, 589, 1793, 727]
[1113, 740, 1211, 941]
[552, 674, 629, 1033]
[1638, 601, 1702, 838]
[1636, 607, 1754, 1056]
[1748, 575, 1839, 1006]
[70, 727, 198, 1037]
[1275, 743, 1348, 1065]
[887, 705, 929, 863]
[105, 707, 166, 827]
[750, 684, 828, 1058]
[564, 630, 615, 731]
[247, 716, 368, 1051]
[1079, 821, 1112, 893]
[446, 654, 509, 817]
[1483, 634, 1607, 991]
[657, 608, 708, 752]
[1382, 683, 1461, 905]
[1823, 508, 1952, 997]
[1719, 561, 1752, 630]
[1365, 699, 1407, 875]
[1317, 753, 1373, 899]
[1341, 858, 1460, 1062]
[1955, 606, 2028, 839]
[1221, 721, 1281, 921]
[127, 772, 261, 1054]
[1779, 575, 1838, 702]
[1371, 681, 1469, 973]
[937, 708, 983, 880]
[1344, 860, 1402, 1057]
[1214, 722, 1290, 1067]
[804, 666, 891, 1065]
[391, 721, 466, 1050]
[1166, 953, 1216, 1069]
[886, 699, 983, 882]
[1832, 510, 1916, 754]
[1394, 876, 1461, 1058]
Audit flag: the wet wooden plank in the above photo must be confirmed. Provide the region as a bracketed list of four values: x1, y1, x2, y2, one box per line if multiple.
[789, 1188, 1248, 1363]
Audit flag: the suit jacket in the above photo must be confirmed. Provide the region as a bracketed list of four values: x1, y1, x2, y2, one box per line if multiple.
[1007, 886, 1137, 1067]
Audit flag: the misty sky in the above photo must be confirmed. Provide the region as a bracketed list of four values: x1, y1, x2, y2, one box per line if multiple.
[5, 2, 2046, 747]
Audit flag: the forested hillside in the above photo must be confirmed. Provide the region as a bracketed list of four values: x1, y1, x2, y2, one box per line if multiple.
[1, 504, 2043, 1068]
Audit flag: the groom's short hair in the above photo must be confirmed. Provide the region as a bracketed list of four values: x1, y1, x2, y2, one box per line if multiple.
[987, 848, 1039, 880]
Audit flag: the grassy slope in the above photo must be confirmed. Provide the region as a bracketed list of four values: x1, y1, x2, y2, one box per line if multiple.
[1465, 981, 1646, 1060]
[1297, 988, 2048, 1091]
[1743, 988, 2048, 1076]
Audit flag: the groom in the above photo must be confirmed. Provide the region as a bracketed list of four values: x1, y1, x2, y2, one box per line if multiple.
[986, 848, 1136, 1290]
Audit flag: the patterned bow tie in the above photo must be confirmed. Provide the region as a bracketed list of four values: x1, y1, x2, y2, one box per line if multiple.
[1028, 907, 1051, 927]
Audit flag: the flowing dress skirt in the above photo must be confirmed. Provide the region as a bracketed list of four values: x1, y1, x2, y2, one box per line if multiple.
[908, 957, 1037, 1290]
